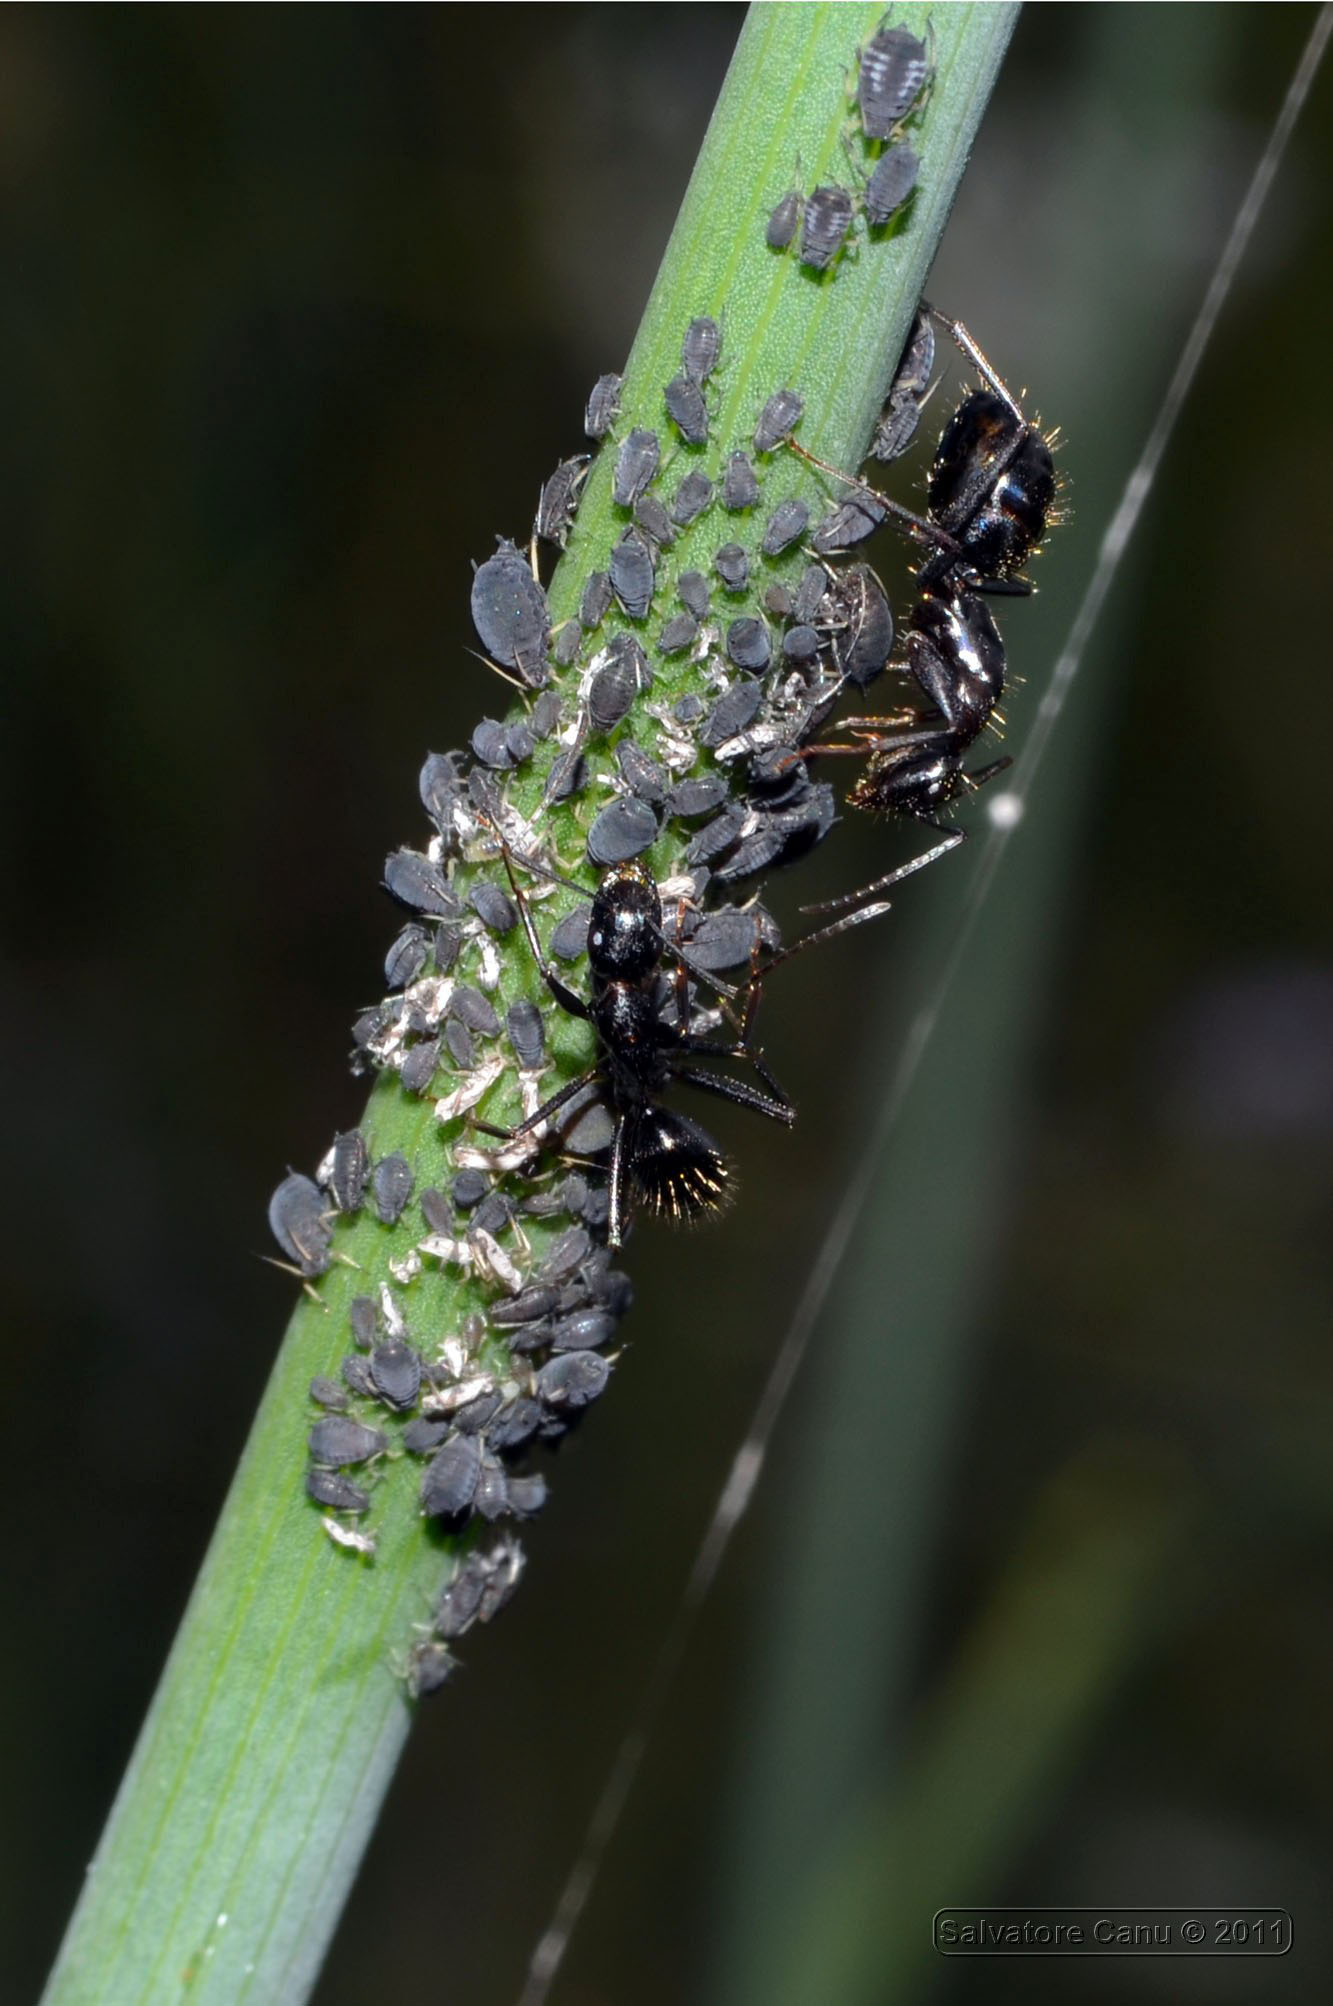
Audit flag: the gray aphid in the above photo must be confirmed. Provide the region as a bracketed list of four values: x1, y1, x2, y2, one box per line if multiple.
[677, 570, 710, 619]
[370, 1338, 421, 1412]
[421, 1432, 481, 1519]
[406, 1640, 454, 1698]
[825, 564, 894, 685]
[857, 24, 929, 139]
[470, 883, 518, 936]
[507, 721, 536, 765]
[384, 848, 459, 918]
[588, 637, 643, 732]
[552, 623, 581, 668]
[328, 1130, 370, 1214]
[688, 907, 768, 970]
[666, 773, 728, 820]
[681, 316, 721, 383]
[766, 190, 802, 249]
[306, 1469, 371, 1513]
[612, 428, 660, 507]
[811, 493, 888, 553]
[419, 751, 463, 834]
[616, 739, 668, 803]
[543, 745, 586, 806]
[609, 527, 656, 620]
[506, 998, 546, 1070]
[434, 1557, 489, 1639]
[587, 797, 660, 866]
[384, 924, 430, 991]
[470, 718, 515, 770]
[536, 1224, 593, 1285]
[451, 1168, 489, 1209]
[634, 493, 676, 549]
[764, 581, 794, 619]
[536, 1350, 612, 1411]
[579, 570, 613, 630]
[402, 1417, 451, 1455]
[782, 623, 820, 665]
[685, 801, 747, 866]
[726, 618, 772, 673]
[487, 1397, 543, 1455]
[504, 1473, 548, 1518]
[754, 388, 804, 454]
[721, 451, 760, 511]
[584, 372, 623, 440]
[348, 1297, 378, 1347]
[800, 185, 854, 271]
[664, 374, 709, 446]
[762, 499, 809, 556]
[401, 1040, 439, 1096]
[489, 1284, 560, 1327]
[793, 562, 830, 624]
[535, 455, 590, 546]
[657, 612, 698, 656]
[450, 986, 501, 1036]
[550, 909, 590, 961]
[531, 689, 563, 738]
[470, 539, 549, 687]
[309, 1375, 349, 1411]
[670, 471, 714, 527]
[701, 677, 763, 746]
[372, 1152, 414, 1226]
[269, 1173, 332, 1277]
[342, 1354, 376, 1399]
[864, 144, 919, 225]
[445, 1019, 475, 1070]
[713, 542, 749, 592]
[309, 1417, 388, 1468]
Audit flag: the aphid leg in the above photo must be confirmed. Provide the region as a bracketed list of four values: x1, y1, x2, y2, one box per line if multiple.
[923, 303, 1026, 425]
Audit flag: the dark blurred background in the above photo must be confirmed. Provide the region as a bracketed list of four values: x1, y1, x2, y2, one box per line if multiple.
[4, 7, 1331, 2004]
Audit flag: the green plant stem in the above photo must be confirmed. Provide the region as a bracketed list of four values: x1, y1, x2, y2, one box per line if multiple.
[42, 7, 1017, 2002]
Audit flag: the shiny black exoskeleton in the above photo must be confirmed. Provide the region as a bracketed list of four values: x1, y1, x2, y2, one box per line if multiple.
[480, 856, 793, 1249]
[916, 379, 1056, 594]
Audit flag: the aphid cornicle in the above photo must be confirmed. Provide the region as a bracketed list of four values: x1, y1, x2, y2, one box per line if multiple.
[473, 848, 794, 1250]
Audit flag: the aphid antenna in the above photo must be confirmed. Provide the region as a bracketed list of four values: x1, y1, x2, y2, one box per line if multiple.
[785, 438, 964, 561]
[259, 1255, 334, 1308]
[464, 646, 533, 696]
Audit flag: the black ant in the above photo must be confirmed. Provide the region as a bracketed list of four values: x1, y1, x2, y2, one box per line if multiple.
[473, 845, 794, 1250]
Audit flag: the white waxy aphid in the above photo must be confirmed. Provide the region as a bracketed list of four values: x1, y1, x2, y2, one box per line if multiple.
[389, 1249, 423, 1285]
[377, 1282, 408, 1337]
[422, 1374, 497, 1417]
[470, 1228, 525, 1295]
[418, 1232, 472, 1271]
[322, 1518, 377, 1556]
[454, 1135, 543, 1176]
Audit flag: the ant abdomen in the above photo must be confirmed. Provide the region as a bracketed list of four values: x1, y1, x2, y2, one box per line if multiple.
[922, 387, 1056, 589]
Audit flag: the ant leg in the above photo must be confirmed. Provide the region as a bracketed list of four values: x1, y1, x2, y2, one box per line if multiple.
[923, 303, 1026, 424]
[786, 439, 964, 562]
[492, 842, 592, 1023]
[473, 1064, 603, 1144]
[754, 899, 898, 968]
[607, 1115, 630, 1250]
[671, 1066, 796, 1128]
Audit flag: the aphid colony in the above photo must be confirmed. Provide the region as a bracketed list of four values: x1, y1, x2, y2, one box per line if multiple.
[267, 18, 1058, 1689]
[768, 20, 930, 272]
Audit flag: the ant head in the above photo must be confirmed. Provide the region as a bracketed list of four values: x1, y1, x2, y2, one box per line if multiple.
[587, 862, 662, 984]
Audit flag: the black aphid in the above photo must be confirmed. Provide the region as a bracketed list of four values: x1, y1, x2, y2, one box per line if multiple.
[384, 849, 459, 919]
[579, 570, 613, 630]
[666, 772, 729, 820]
[509, 723, 537, 768]
[269, 1173, 332, 1278]
[421, 1432, 481, 1520]
[450, 987, 501, 1036]
[543, 746, 586, 806]
[473, 848, 793, 1247]
[370, 1338, 421, 1412]
[584, 371, 623, 440]
[537, 1351, 613, 1411]
[657, 612, 698, 656]
[793, 562, 830, 625]
[471, 1188, 512, 1239]
[617, 740, 669, 804]
[503, 1473, 548, 1518]
[470, 539, 550, 687]
[783, 624, 820, 665]
[384, 925, 430, 991]
[309, 1376, 349, 1411]
[713, 542, 749, 592]
[800, 184, 854, 271]
[471, 718, 515, 770]
[434, 925, 461, 974]
[489, 1284, 560, 1328]
[665, 373, 709, 447]
[612, 428, 660, 508]
[445, 1019, 475, 1070]
[670, 471, 714, 527]
[531, 689, 563, 738]
[701, 677, 763, 746]
[677, 570, 710, 619]
[754, 388, 804, 454]
[419, 751, 463, 836]
[470, 882, 518, 936]
[536, 1224, 593, 1284]
[403, 1417, 450, 1455]
[864, 144, 919, 226]
[681, 316, 721, 383]
[552, 623, 581, 669]
[550, 910, 590, 961]
[688, 906, 770, 970]
[726, 620, 771, 674]
[535, 455, 590, 547]
[306, 1469, 371, 1514]
[857, 22, 929, 139]
[587, 797, 661, 867]
[451, 1167, 489, 1209]
[309, 1417, 388, 1468]
[401, 1040, 439, 1096]
[811, 493, 888, 554]
[372, 1152, 414, 1226]
[342, 1354, 377, 1400]
[348, 1297, 378, 1347]
[764, 581, 794, 619]
[634, 493, 676, 550]
[766, 190, 802, 249]
[722, 451, 760, 511]
[870, 308, 936, 462]
[822, 564, 894, 685]
[609, 528, 657, 621]
[588, 633, 646, 732]
[328, 1130, 370, 1214]
[686, 801, 748, 867]
[506, 998, 546, 1070]
[762, 499, 809, 556]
